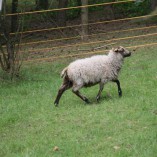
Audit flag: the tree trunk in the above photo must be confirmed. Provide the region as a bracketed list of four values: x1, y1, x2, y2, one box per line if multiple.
[7, 42, 15, 71]
[36, 0, 49, 10]
[77, 0, 81, 16]
[81, 0, 88, 40]
[151, 0, 157, 11]
[0, 0, 22, 78]
[77, 0, 81, 6]
[11, 0, 18, 33]
[0, 0, 3, 11]
[57, 0, 68, 27]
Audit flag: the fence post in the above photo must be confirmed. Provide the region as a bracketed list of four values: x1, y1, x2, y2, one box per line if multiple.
[81, 0, 88, 40]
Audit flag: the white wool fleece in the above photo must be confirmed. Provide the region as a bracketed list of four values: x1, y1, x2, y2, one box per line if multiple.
[66, 50, 124, 86]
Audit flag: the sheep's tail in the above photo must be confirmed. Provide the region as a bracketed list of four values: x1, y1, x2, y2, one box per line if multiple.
[61, 67, 68, 78]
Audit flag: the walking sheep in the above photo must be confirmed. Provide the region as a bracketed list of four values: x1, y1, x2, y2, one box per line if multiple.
[54, 46, 131, 106]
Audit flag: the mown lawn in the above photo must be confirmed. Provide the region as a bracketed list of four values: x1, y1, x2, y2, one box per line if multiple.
[0, 47, 157, 157]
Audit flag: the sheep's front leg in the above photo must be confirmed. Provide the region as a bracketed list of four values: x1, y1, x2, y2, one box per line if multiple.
[96, 82, 104, 102]
[112, 79, 122, 97]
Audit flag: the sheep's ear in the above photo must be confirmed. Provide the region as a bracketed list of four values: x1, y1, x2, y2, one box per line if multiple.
[114, 48, 119, 52]
[114, 46, 124, 53]
[119, 46, 124, 51]
[112, 48, 115, 51]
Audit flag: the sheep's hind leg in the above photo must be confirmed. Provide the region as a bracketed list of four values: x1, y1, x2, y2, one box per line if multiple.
[112, 79, 122, 97]
[54, 81, 72, 106]
[72, 84, 90, 103]
[72, 90, 90, 103]
[96, 82, 104, 102]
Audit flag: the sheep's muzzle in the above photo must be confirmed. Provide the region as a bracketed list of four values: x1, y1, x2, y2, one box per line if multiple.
[124, 51, 131, 57]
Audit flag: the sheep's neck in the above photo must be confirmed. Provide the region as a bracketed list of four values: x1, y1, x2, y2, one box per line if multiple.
[108, 53, 123, 75]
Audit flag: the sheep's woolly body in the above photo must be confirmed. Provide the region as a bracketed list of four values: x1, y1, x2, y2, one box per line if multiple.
[54, 46, 131, 105]
[62, 50, 124, 86]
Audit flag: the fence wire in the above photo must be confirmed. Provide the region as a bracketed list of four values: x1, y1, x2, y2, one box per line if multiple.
[24, 42, 157, 63]
[6, 0, 135, 16]
[9, 14, 157, 36]
[19, 32, 157, 53]
[17, 25, 157, 47]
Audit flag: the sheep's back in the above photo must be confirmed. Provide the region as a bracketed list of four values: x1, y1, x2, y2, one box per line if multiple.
[67, 55, 110, 83]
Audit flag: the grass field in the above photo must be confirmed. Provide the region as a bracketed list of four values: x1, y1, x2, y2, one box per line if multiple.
[0, 47, 157, 157]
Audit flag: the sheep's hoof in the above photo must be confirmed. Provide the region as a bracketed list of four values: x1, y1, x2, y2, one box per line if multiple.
[54, 101, 59, 107]
[84, 98, 90, 104]
[118, 90, 122, 97]
[118, 91, 122, 97]
[96, 99, 100, 103]
[96, 96, 100, 103]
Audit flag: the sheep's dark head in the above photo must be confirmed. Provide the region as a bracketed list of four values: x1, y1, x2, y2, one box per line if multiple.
[114, 46, 131, 58]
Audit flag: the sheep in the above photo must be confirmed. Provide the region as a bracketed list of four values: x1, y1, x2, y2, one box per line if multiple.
[54, 46, 131, 106]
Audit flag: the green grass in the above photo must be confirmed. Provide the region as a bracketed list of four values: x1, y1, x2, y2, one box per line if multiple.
[0, 47, 157, 157]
